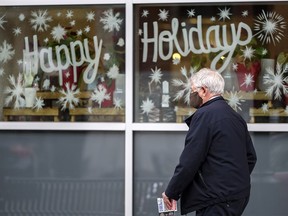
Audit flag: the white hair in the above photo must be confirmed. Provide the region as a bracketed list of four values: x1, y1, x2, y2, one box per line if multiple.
[190, 68, 224, 95]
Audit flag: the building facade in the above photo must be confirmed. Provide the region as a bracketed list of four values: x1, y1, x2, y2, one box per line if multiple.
[0, 0, 288, 215]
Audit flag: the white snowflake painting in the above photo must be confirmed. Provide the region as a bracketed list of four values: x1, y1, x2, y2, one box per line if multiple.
[66, 10, 74, 19]
[141, 10, 149, 18]
[90, 84, 111, 108]
[113, 97, 123, 110]
[261, 103, 269, 113]
[242, 10, 249, 17]
[51, 24, 66, 42]
[158, 9, 169, 21]
[226, 89, 244, 112]
[263, 62, 288, 100]
[148, 66, 163, 93]
[86, 11, 95, 22]
[33, 97, 45, 111]
[4, 74, 25, 109]
[0, 14, 7, 30]
[30, 10, 52, 32]
[149, 66, 163, 85]
[254, 10, 286, 45]
[240, 73, 255, 89]
[84, 26, 91, 33]
[187, 9, 196, 18]
[100, 9, 123, 32]
[13, 27, 22, 36]
[172, 66, 196, 105]
[241, 46, 255, 61]
[140, 98, 155, 115]
[0, 40, 15, 63]
[107, 64, 119, 79]
[58, 83, 80, 111]
[218, 7, 232, 21]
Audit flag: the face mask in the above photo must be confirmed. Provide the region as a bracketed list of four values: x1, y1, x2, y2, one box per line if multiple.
[190, 92, 203, 108]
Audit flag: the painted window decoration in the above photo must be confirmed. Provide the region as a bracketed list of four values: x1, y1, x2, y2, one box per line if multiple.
[0, 5, 125, 122]
[134, 3, 288, 123]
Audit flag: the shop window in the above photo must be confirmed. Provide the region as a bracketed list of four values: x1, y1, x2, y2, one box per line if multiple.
[0, 5, 125, 122]
[134, 2, 288, 123]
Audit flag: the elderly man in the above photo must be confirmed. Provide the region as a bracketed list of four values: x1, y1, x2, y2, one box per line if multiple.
[162, 68, 257, 216]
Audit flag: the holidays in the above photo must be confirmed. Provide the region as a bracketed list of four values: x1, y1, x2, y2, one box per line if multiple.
[141, 16, 252, 73]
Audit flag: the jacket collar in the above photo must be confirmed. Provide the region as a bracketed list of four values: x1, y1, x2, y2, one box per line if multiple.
[184, 96, 224, 126]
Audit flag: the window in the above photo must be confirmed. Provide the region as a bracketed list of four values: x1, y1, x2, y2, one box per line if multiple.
[0, 5, 125, 122]
[134, 2, 288, 123]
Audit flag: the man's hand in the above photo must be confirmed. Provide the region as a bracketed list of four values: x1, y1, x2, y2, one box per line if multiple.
[162, 192, 177, 211]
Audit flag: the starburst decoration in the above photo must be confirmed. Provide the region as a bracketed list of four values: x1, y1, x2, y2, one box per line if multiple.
[0, 14, 7, 30]
[140, 98, 155, 115]
[232, 63, 238, 71]
[100, 9, 123, 32]
[33, 97, 45, 111]
[30, 10, 52, 32]
[70, 20, 76, 26]
[51, 24, 66, 43]
[218, 7, 232, 21]
[261, 103, 269, 113]
[254, 10, 286, 45]
[241, 46, 255, 61]
[58, 83, 80, 111]
[158, 9, 169, 21]
[113, 97, 123, 110]
[66, 10, 74, 19]
[187, 9, 195, 18]
[242, 10, 248, 17]
[172, 66, 196, 105]
[0, 40, 15, 63]
[90, 84, 111, 108]
[84, 26, 91, 33]
[86, 11, 95, 22]
[107, 64, 119, 79]
[240, 73, 255, 89]
[149, 66, 163, 84]
[226, 89, 243, 112]
[4, 74, 25, 109]
[263, 62, 288, 100]
[210, 16, 216, 22]
[142, 10, 149, 17]
[77, 29, 83, 36]
[13, 27, 22, 36]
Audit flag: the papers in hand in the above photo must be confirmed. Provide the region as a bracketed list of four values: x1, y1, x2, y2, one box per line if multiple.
[157, 198, 177, 214]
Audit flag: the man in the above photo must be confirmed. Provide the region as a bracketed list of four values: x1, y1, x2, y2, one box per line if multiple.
[162, 68, 257, 215]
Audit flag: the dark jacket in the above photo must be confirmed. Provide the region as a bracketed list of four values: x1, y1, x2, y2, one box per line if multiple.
[165, 96, 257, 215]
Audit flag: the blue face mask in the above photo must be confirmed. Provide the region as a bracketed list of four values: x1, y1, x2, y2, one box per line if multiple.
[190, 92, 203, 108]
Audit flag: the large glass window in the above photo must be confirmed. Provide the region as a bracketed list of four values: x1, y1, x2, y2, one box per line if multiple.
[0, 5, 125, 122]
[133, 131, 288, 216]
[134, 2, 288, 123]
[0, 131, 125, 215]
